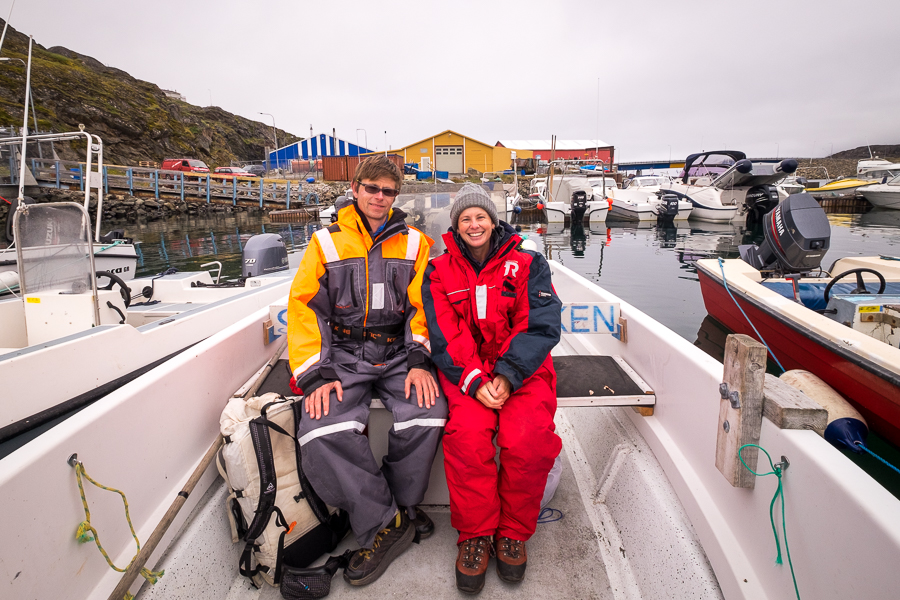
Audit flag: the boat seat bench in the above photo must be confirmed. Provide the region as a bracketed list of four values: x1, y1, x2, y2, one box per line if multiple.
[256, 355, 655, 409]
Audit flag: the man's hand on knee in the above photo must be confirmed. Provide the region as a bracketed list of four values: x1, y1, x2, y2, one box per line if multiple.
[305, 381, 343, 420]
[405, 367, 439, 409]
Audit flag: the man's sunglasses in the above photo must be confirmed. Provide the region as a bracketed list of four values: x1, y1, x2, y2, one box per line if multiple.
[356, 180, 400, 198]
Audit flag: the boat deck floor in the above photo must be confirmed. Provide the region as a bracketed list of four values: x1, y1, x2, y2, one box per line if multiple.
[153, 443, 615, 600]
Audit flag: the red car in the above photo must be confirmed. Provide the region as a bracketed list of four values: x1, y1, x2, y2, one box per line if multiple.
[161, 158, 210, 173]
[214, 167, 258, 179]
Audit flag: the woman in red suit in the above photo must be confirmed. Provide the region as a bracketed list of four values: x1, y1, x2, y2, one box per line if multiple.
[422, 183, 562, 594]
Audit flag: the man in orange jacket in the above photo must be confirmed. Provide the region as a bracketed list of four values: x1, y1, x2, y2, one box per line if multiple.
[288, 156, 447, 586]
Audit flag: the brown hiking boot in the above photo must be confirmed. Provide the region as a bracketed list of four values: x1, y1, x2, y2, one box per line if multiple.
[343, 511, 414, 586]
[455, 536, 493, 594]
[496, 536, 527, 583]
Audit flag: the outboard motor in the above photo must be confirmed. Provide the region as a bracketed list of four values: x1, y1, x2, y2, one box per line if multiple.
[739, 193, 830, 274]
[5, 196, 35, 243]
[571, 190, 588, 224]
[98, 229, 134, 244]
[656, 192, 680, 222]
[242, 233, 289, 278]
[744, 185, 780, 228]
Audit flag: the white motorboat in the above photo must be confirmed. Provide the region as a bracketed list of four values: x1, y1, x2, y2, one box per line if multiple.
[0, 132, 140, 291]
[541, 174, 609, 225]
[605, 175, 692, 221]
[662, 151, 799, 224]
[859, 173, 900, 209]
[2, 250, 899, 600]
[0, 201, 301, 445]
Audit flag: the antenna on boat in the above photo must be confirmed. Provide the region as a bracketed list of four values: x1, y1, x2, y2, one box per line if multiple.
[16, 34, 32, 202]
[0, 0, 17, 55]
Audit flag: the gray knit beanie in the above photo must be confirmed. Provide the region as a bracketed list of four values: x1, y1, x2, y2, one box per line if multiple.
[450, 183, 499, 230]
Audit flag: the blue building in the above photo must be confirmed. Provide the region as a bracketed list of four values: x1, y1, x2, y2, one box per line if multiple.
[268, 133, 373, 168]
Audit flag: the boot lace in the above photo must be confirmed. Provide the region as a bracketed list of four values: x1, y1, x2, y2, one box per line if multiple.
[499, 537, 523, 559]
[460, 537, 491, 569]
[358, 513, 400, 560]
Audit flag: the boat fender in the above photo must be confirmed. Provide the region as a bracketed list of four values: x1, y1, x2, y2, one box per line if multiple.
[735, 159, 753, 174]
[536, 202, 544, 210]
[0, 270, 19, 292]
[779, 369, 868, 453]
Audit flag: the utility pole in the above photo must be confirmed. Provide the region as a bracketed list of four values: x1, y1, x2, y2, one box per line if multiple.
[259, 112, 278, 169]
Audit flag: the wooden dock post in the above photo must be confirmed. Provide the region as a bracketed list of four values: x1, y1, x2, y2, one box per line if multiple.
[716, 334, 767, 488]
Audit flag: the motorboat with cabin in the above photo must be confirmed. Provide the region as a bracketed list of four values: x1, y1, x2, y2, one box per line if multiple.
[605, 175, 693, 221]
[858, 172, 900, 210]
[2, 218, 899, 599]
[661, 150, 799, 224]
[696, 193, 900, 447]
[539, 171, 610, 225]
[0, 200, 301, 446]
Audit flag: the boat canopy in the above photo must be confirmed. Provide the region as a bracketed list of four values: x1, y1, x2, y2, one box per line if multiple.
[681, 150, 747, 184]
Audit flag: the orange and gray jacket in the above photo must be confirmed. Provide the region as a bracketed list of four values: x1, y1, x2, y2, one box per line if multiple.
[288, 202, 434, 393]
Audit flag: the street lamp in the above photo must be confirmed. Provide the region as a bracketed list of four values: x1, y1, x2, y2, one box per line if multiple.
[384, 130, 387, 156]
[356, 129, 367, 156]
[259, 112, 278, 168]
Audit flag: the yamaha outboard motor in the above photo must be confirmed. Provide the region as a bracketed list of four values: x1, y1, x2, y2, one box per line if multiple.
[656, 192, 680, 223]
[739, 193, 830, 274]
[242, 233, 289, 277]
[571, 190, 588, 224]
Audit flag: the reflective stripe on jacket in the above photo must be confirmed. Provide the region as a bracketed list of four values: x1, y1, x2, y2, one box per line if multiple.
[422, 222, 562, 397]
[288, 202, 434, 393]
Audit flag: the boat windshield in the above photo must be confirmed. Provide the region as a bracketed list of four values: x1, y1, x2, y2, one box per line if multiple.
[15, 203, 94, 294]
[628, 177, 668, 188]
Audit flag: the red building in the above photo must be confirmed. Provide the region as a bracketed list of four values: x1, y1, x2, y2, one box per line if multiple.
[495, 139, 615, 164]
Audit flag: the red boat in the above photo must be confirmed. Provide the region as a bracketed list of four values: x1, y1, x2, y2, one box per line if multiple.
[697, 255, 900, 447]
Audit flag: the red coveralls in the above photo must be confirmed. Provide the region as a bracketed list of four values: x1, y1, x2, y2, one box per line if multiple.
[422, 223, 562, 544]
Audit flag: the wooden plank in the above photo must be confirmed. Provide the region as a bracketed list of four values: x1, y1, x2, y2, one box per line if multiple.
[715, 334, 767, 488]
[632, 406, 654, 417]
[763, 374, 828, 431]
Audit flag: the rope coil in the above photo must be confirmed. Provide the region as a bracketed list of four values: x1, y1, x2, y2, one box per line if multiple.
[73, 460, 164, 598]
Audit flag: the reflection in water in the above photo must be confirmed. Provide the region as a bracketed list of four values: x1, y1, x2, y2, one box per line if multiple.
[127, 200, 900, 342]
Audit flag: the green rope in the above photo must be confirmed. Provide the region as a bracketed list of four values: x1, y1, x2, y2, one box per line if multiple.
[739, 444, 800, 599]
[94, 239, 125, 254]
[74, 462, 164, 596]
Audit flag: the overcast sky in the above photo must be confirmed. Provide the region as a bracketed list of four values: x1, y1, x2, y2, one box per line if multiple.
[5, 0, 899, 161]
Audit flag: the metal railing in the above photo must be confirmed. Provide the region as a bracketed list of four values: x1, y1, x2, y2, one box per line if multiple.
[26, 158, 308, 208]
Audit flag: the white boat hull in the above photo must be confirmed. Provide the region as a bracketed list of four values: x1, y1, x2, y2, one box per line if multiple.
[688, 203, 740, 223]
[860, 187, 900, 210]
[0, 243, 139, 281]
[0, 267, 299, 442]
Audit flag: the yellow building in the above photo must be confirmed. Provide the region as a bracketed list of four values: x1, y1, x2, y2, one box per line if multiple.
[388, 130, 533, 175]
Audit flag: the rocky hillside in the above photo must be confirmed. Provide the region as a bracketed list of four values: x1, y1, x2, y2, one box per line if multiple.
[0, 19, 300, 167]
[831, 145, 900, 160]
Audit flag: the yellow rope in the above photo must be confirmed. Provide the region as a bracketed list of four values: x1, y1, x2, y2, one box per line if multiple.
[74, 461, 164, 596]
